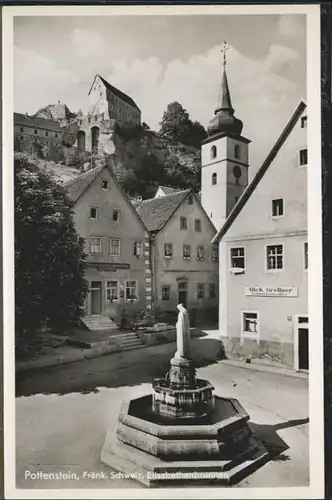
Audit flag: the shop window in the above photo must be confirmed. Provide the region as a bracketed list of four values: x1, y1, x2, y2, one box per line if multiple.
[242, 312, 258, 335]
[106, 281, 119, 301]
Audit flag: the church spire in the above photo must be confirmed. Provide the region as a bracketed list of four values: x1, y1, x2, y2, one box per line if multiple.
[207, 41, 243, 137]
[216, 41, 234, 113]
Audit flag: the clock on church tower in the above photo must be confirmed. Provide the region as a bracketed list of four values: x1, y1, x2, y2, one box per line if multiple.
[200, 41, 251, 232]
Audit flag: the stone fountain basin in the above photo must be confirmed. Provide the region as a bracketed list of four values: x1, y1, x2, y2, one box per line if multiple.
[115, 394, 252, 461]
[101, 393, 269, 486]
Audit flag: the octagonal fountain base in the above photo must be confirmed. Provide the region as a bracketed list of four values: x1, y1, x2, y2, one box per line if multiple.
[101, 394, 269, 487]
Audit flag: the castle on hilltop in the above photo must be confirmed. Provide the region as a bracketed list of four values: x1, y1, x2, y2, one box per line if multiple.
[14, 74, 141, 162]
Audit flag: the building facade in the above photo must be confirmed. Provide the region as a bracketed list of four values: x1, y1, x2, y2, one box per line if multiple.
[213, 101, 308, 370]
[14, 112, 64, 163]
[135, 190, 219, 319]
[64, 164, 149, 323]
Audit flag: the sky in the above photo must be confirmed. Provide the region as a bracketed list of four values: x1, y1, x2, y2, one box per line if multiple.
[14, 13, 306, 169]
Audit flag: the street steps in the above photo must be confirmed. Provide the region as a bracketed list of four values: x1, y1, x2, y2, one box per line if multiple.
[67, 330, 145, 352]
[81, 316, 118, 331]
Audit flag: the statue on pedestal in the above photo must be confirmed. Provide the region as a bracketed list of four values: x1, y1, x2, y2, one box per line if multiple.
[168, 303, 196, 389]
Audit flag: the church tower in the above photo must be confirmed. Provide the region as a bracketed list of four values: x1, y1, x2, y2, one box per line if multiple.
[201, 42, 251, 231]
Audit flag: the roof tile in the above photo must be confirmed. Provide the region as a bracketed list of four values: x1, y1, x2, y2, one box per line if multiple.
[135, 190, 190, 232]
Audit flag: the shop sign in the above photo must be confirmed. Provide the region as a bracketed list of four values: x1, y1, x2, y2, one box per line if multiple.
[245, 286, 298, 297]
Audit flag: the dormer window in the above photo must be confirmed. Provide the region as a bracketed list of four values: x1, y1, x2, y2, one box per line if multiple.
[211, 145, 217, 159]
[212, 173, 217, 185]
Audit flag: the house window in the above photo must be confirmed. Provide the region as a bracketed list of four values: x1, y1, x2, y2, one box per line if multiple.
[90, 237, 101, 253]
[272, 198, 284, 217]
[55, 133, 58, 138]
[299, 148, 308, 166]
[106, 280, 119, 301]
[301, 116, 307, 128]
[242, 312, 258, 335]
[162, 286, 170, 301]
[125, 281, 138, 301]
[102, 178, 109, 190]
[230, 247, 245, 269]
[267, 244, 283, 270]
[197, 283, 205, 299]
[180, 216, 187, 230]
[20, 136, 24, 141]
[112, 210, 121, 222]
[212, 173, 217, 185]
[90, 207, 98, 219]
[188, 195, 193, 205]
[133, 241, 142, 257]
[304, 242, 308, 270]
[212, 247, 219, 261]
[20, 127, 24, 132]
[209, 283, 216, 298]
[197, 245, 205, 261]
[45, 131, 49, 137]
[195, 219, 202, 232]
[110, 238, 121, 256]
[34, 130, 37, 134]
[88, 117, 91, 123]
[164, 243, 173, 258]
[183, 245, 191, 260]
[234, 144, 240, 159]
[211, 145, 217, 159]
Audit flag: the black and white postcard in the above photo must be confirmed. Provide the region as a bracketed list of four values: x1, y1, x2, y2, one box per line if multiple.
[2, 4, 324, 499]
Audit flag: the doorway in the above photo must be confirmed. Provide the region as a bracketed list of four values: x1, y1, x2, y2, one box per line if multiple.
[294, 315, 309, 371]
[91, 281, 102, 315]
[178, 281, 188, 307]
[77, 131, 86, 153]
[298, 328, 309, 370]
[91, 126, 100, 154]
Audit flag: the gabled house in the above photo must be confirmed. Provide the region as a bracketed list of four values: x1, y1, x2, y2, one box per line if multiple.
[64, 163, 150, 325]
[212, 101, 308, 370]
[135, 189, 219, 319]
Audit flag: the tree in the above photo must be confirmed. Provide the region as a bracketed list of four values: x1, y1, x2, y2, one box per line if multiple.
[159, 102, 207, 148]
[15, 153, 88, 339]
[159, 102, 192, 145]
